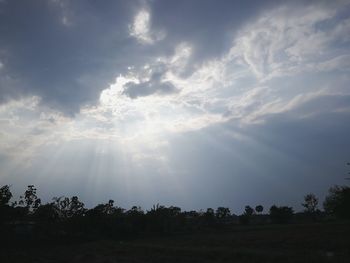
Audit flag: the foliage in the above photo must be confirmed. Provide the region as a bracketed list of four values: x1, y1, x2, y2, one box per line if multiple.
[255, 205, 263, 214]
[202, 208, 216, 226]
[244, 206, 254, 216]
[34, 203, 61, 222]
[52, 196, 86, 218]
[19, 185, 41, 212]
[302, 193, 318, 213]
[0, 185, 12, 206]
[238, 206, 254, 225]
[269, 205, 294, 224]
[323, 185, 350, 219]
[0, 183, 348, 243]
[215, 207, 231, 219]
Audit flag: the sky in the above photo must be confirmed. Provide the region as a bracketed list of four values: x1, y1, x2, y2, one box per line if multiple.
[0, 0, 350, 213]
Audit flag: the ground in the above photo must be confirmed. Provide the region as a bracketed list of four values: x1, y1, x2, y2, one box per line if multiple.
[1, 222, 349, 263]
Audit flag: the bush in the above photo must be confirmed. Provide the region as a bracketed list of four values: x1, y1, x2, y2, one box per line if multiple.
[269, 205, 294, 224]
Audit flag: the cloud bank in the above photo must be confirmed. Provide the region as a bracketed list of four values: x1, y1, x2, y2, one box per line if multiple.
[0, 0, 349, 211]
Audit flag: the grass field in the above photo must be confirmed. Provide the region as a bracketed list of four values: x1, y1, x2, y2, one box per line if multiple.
[2, 222, 349, 263]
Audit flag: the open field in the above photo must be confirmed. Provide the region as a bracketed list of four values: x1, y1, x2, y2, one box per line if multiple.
[1, 222, 349, 263]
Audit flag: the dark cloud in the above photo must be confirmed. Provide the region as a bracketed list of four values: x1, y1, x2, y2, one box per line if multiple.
[123, 80, 177, 99]
[149, 0, 282, 74]
[122, 67, 178, 98]
[0, 0, 285, 113]
[0, 0, 146, 114]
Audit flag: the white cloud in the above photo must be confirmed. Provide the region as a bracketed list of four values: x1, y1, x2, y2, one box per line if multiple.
[1, 3, 349, 168]
[228, 4, 350, 81]
[129, 9, 165, 44]
[91, 2, 350, 138]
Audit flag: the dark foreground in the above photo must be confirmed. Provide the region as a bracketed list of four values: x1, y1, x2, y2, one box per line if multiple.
[1, 222, 349, 263]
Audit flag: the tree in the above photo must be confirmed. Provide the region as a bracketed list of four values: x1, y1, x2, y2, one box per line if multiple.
[215, 207, 231, 219]
[302, 193, 318, 213]
[19, 185, 41, 212]
[53, 196, 85, 218]
[323, 185, 350, 219]
[244, 205, 254, 216]
[203, 208, 216, 225]
[255, 205, 264, 214]
[206, 208, 215, 215]
[269, 205, 294, 224]
[34, 203, 60, 222]
[127, 205, 145, 216]
[91, 200, 117, 216]
[239, 206, 254, 225]
[0, 185, 14, 224]
[0, 185, 12, 206]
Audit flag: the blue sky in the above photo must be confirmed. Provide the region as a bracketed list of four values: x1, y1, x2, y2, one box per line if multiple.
[0, 0, 349, 213]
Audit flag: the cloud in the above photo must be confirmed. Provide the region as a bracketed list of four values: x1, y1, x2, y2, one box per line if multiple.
[0, 96, 68, 164]
[1, 1, 348, 118]
[1, 1, 350, 211]
[90, 2, 350, 139]
[0, 3, 349, 147]
[1, 2, 348, 137]
[228, 4, 350, 80]
[129, 9, 165, 44]
[117, 42, 191, 99]
[122, 64, 178, 98]
[0, 1, 144, 114]
[123, 80, 177, 99]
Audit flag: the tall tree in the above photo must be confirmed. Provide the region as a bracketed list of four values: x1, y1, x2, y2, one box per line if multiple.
[19, 185, 41, 212]
[0, 185, 12, 206]
[302, 194, 318, 213]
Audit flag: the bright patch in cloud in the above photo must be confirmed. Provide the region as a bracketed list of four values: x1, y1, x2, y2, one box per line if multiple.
[229, 5, 350, 81]
[129, 9, 165, 44]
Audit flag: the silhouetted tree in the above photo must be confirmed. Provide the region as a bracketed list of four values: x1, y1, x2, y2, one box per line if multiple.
[87, 200, 118, 217]
[269, 205, 294, 224]
[19, 185, 41, 213]
[302, 193, 318, 213]
[239, 205, 254, 225]
[206, 208, 215, 215]
[52, 196, 85, 218]
[0, 185, 14, 224]
[215, 207, 231, 219]
[244, 206, 254, 216]
[34, 203, 60, 222]
[5, 180, 350, 244]
[203, 208, 216, 226]
[0, 185, 12, 206]
[146, 204, 182, 233]
[255, 205, 264, 214]
[323, 185, 350, 219]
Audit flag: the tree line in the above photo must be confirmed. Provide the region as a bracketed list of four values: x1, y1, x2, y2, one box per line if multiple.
[0, 183, 349, 243]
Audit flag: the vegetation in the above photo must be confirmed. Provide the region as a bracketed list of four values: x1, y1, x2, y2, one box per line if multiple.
[1, 183, 349, 238]
[269, 205, 294, 224]
[255, 205, 263, 214]
[323, 185, 350, 219]
[0, 180, 349, 262]
[302, 193, 319, 213]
